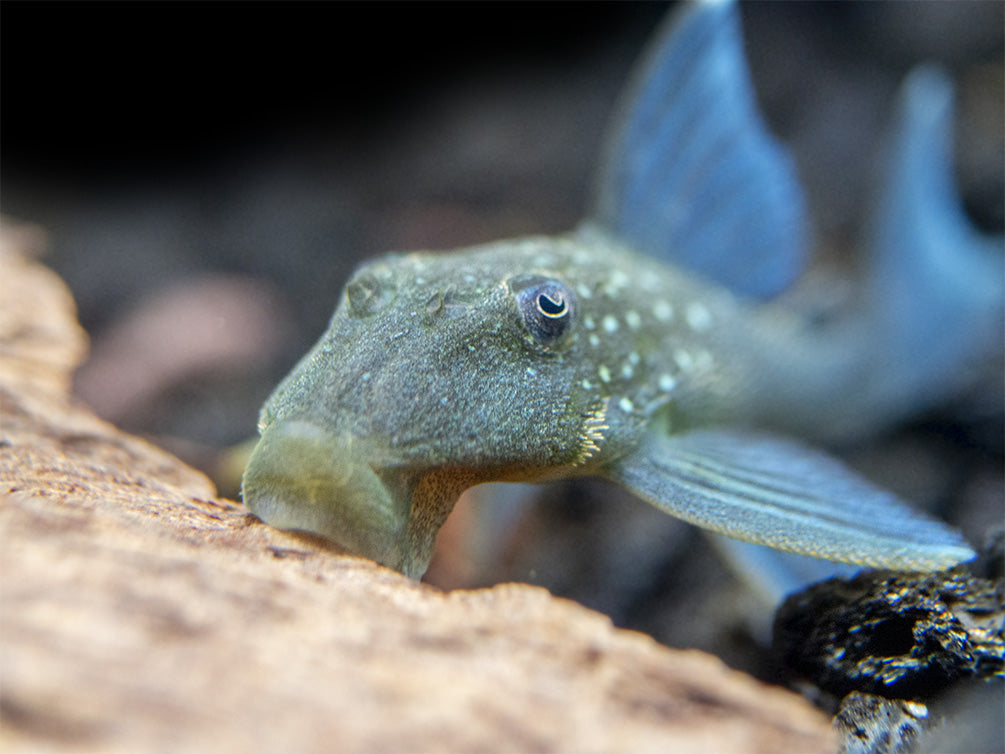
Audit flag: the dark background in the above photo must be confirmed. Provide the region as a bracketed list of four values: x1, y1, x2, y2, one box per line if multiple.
[3, 1, 1002, 674]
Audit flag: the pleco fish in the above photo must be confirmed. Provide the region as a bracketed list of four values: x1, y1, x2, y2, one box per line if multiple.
[243, 0, 1003, 580]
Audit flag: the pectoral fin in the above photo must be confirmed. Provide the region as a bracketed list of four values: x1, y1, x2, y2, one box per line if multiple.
[606, 429, 975, 572]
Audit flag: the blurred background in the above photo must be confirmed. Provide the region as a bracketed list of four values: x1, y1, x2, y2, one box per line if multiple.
[3, 2, 1002, 679]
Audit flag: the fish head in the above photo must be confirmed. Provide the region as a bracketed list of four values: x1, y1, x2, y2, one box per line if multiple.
[242, 237, 635, 576]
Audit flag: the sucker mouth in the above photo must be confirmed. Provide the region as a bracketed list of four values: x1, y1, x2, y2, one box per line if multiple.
[241, 419, 413, 571]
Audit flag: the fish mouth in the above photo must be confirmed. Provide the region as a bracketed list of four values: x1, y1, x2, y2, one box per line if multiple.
[241, 419, 413, 572]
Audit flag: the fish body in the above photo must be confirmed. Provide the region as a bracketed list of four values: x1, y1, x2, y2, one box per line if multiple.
[243, 1, 1001, 579]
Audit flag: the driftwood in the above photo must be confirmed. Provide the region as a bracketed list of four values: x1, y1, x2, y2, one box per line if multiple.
[0, 222, 835, 753]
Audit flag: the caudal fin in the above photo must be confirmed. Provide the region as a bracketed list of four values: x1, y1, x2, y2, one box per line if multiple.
[866, 65, 1004, 412]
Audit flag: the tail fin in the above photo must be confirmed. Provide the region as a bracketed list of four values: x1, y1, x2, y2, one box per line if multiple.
[867, 65, 1004, 411]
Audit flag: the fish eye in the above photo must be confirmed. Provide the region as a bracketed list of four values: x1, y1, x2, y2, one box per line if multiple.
[508, 275, 576, 349]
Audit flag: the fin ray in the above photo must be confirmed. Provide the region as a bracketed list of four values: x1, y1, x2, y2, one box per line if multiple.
[606, 429, 976, 572]
[593, 0, 808, 299]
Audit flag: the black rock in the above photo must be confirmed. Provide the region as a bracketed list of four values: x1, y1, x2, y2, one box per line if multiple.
[773, 539, 1004, 699]
[833, 691, 929, 754]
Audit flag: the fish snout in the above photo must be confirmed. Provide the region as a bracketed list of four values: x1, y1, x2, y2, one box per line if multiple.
[241, 419, 411, 571]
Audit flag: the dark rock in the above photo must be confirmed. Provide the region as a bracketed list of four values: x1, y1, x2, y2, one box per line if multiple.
[774, 542, 1004, 699]
[833, 691, 929, 754]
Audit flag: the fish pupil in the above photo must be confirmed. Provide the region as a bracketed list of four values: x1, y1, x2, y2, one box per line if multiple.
[538, 292, 566, 317]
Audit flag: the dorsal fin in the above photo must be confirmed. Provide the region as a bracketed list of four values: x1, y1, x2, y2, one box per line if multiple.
[592, 0, 808, 299]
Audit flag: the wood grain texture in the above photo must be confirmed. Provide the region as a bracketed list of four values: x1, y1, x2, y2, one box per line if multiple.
[0, 220, 835, 754]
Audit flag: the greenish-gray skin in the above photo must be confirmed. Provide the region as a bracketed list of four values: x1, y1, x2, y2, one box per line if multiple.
[242, 0, 996, 579]
[242, 230, 974, 578]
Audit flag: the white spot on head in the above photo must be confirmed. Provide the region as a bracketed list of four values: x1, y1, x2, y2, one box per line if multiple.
[577, 284, 592, 300]
[695, 350, 714, 370]
[625, 310, 642, 330]
[659, 373, 677, 392]
[640, 274, 660, 292]
[686, 302, 713, 332]
[628, 351, 640, 366]
[582, 379, 594, 390]
[674, 349, 694, 371]
[653, 301, 674, 322]
[598, 364, 611, 383]
[589, 333, 600, 348]
[619, 397, 634, 413]
[621, 363, 634, 379]
[602, 315, 619, 333]
[610, 270, 629, 289]
[584, 316, 596, 331]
